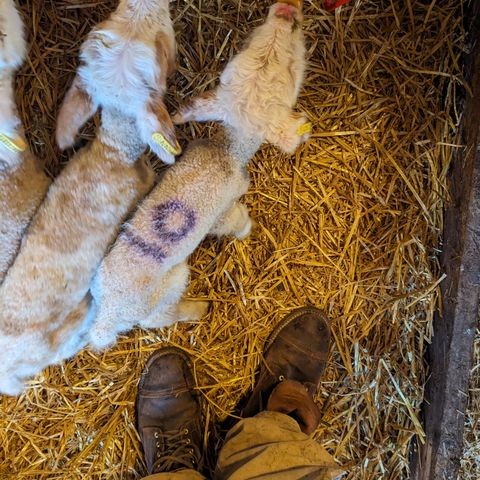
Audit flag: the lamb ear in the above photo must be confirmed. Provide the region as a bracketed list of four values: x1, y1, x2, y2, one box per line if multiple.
[138, 95, 179, 165]
[172, 89, 222, 124]
[155, 31, 176, 80]
[56, 75, 96, 150]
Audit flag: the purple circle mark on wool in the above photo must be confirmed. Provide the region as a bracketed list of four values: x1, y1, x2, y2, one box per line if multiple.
[152, 200, 197, 244]
[123, 229, 167, 263]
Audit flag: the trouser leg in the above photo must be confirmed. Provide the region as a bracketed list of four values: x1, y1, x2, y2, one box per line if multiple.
[214, 411, 343, 480]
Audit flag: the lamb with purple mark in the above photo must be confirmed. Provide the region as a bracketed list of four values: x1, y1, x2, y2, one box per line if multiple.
[89, 127, 256, 350]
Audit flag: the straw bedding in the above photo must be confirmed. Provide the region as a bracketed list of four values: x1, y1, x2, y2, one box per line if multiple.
[0, 0, 467, 478]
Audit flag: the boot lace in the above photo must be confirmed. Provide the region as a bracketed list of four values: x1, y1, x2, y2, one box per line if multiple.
[152, 427, 202, 473]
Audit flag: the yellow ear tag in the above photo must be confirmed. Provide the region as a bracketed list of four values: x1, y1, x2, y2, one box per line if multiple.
[152, 132, 182, 156]
[0, 133, 27, 153]
[296, 122, 312, 136]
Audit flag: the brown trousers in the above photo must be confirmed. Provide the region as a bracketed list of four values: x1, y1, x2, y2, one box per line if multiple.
[144, 411, 343, 480]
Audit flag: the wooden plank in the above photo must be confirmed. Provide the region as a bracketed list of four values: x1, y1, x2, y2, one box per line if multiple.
[412, 4, 480, 479]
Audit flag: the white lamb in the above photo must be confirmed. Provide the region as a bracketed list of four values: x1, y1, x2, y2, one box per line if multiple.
[0, 0, 50, 282]
[173, 0, 311, 154]
[88, 0, 310, 350]
[56, 0, 179, 164]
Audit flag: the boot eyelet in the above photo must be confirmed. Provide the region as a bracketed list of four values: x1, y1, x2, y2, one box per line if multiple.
[156, 442, 160, 448]
[279, 375, 285, 381]
[184, 428, 189, 435]
[186, 438, 191, 444]
[154, 432, 159, 438]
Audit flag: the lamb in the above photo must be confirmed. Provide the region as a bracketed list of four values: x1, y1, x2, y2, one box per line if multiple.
[0, 0, 50, 282]
[56, 0, 179, 165]
[173, 0, 311, 154]
[88, 0, 310, 350]
[0, 107, 155, 395]
[89, 126, 257, 349]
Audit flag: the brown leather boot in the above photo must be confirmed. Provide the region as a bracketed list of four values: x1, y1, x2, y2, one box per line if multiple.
[241, 306, 331, 431]
[136, 347, 203, 474]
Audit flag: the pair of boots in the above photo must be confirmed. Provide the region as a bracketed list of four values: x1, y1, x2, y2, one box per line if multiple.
[137, 307, 331, 475]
